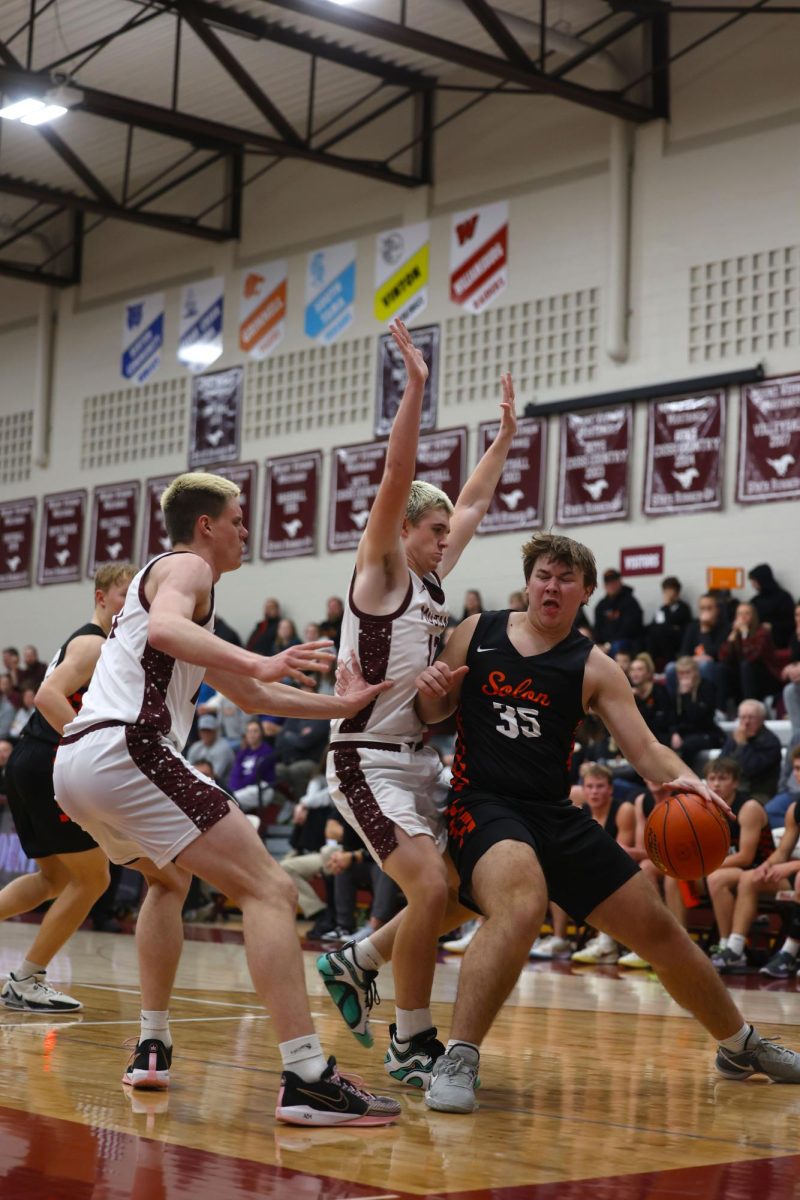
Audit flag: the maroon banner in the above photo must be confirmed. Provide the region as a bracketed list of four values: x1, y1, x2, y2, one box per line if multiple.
[87, 481, 140, 575]
[328, 440, 387, 553]
[737, 374, 800, 505]
[188, 366, 243, 469]
[37, 490, 86, 586]
[141, 475, 175, 563]
[415, 427, 466, 504]
[556, 406, 632, 526]
[643, 392, 725, 516]
[0, 498, 36, 591]
[262, 452, 321, 561]
[209, 462, 257, 562]
[477, 416, 546, 535]
[374, 325, 439, 437]
[620, 545, 664, 576]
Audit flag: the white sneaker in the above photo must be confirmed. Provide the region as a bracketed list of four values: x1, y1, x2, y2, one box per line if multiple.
[571, 934, 619, 965]
[1, 972, 82, 1012]
[441, 922, 479, 953]
[617, 950, 650, 969]
[529, 935, 574, 960]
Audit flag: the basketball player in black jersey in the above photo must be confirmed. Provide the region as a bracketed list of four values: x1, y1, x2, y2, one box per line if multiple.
[414, 531, 800, 1111]
[0, 563, 135, 1012]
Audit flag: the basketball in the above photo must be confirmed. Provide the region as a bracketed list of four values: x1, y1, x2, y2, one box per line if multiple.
[644, 792, 731, 880]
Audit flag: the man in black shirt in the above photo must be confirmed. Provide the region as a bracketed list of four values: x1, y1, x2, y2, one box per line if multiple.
[593, 569, 643, 655]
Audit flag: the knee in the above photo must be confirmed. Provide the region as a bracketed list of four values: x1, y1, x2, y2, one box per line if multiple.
[242, 860, 298, 913]
[406, 872, 449, 915]
[489, 889, 544, 941]
[85, 859, 110, 900]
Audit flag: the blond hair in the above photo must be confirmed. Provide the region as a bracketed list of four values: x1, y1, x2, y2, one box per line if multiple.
[521, 532, 597, 592]
[160, 472, 240, 545]
[405, 479, 453, 525]
[94, 562, 136, 592]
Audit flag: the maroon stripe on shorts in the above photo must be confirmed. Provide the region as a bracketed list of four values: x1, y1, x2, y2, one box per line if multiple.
[125, 726, 230, 834]
[339, 615, 393, 734]
[333, 745, 398, 862]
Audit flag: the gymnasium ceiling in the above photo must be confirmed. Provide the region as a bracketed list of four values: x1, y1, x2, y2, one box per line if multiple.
[0, 0, 792, 286]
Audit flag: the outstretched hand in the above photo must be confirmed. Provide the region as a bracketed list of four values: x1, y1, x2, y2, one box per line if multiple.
[390, 318, 428, 386]
[415, 660, 469, 699]
[663, 774, 733, 819]
[335, 652, 394, 715]
[498, 372, 517, 439]
[257, 639, 336, 688]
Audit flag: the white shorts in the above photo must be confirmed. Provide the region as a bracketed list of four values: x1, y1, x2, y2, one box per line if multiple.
[326, 740, 448, 864]
[54, 724, 232, 869]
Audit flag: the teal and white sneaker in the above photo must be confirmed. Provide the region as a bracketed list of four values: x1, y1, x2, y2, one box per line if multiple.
[384, 1023, 445, 1089]
[316, 945, 380, 1049]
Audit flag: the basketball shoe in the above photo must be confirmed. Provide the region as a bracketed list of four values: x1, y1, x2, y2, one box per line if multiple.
[710, 946, 749, 973]
[1, 971, 81, 1012]
[571, 934, 619, 965]
[617, 950, 650, 969]
[715, 1027, 800, 1083]
[760, 950, 799, 979]
[276, 1057, 401, 1126]
[316, 944, 379, 1048]
[122, 1039, 172, 1090]
[384, 1023, 445, 1089]
[529, 935, 574, 960]
[424, 1046, 480, 1113]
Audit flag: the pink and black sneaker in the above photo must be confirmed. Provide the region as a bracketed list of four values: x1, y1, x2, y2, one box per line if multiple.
[122, 1039, 172, 1090]
[276, 1056, 401, 1126]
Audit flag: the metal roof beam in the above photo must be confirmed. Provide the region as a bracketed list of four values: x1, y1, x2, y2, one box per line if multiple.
[551, 14, 648, 79]
[258, 0, 655, 121]
[458, 0, 535, 68]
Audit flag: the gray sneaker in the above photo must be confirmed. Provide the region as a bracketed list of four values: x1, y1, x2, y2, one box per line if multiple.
[424, 1048, 479, 1113]
[716, 1029, 800, 1083]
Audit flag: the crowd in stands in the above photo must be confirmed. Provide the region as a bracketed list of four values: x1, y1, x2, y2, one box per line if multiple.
[2, 564, 799, 975]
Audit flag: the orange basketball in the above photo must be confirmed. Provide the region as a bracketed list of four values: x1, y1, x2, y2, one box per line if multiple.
[644, 792, 731, 880]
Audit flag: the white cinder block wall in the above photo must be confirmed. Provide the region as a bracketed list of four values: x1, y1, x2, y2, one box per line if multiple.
[1, 19, 799, 650]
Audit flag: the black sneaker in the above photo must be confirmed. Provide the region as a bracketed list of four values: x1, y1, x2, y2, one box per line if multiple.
[760, 950, 799, 979]
[276, 1056, 401, 1126]
[122, 1039, 172, 1090]
[384, 1023, 446, 1089]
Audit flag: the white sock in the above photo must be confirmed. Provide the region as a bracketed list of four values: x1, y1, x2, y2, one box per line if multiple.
[782, 938, 800, 958]
[446, 1038, 480, 1065]
[140, 1010, 172, 1049]
[719, 1023, 756, 1052]
[717, 937, 728, 950]
[727, 934, 746, 957]
[351, 938, 384, 974]
[15, 959, 46, 980]
[395, 1007, 433, 1040]
[280, 1034, 328, 1082]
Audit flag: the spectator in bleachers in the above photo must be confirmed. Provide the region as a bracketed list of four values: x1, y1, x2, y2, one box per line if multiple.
[319, 596, 344, 648]
[274, 678, 331, 800]
[669, 593, 729, 708]
[197, 688, 247, 748]
[710, 800, 800, 975]
[324, 821, 405, 942]
[2, 649, 22, 702]
[669, 656, 725, 766]
[461, 589, 483, 621]
[186, 713, 235, 786]
[0, 676, 17, 741]
[0, 737, 12, 794]
[748, 563, 796, 650]
[280, 770, 343, 935]
[228, 719, 276, 812]
[780, 602, 800, 740]
[20, 646, 47, 692]
[720, 699, 782, 801]
[507, 590, 527, 612]
[614, 649, 633, 678]
[8, 688, 35, 742]
[245, 596, 281, 656]
[765, 745, 800, 830]
[646, 577, 692, 669]
[274, 617, 301, 654]
[630, 653, 672, 746]
[213, 615, 242, 647]
[719, 601, 782, 706]
[593, 569, 643, 655]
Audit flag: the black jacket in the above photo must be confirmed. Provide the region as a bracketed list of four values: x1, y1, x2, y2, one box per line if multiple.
[749, 564, 796, 649]
[679, 618, 729, 661]
[594, 586, 643, 645]
[720, 725, 782, 798]
[671, 679, 724, 741]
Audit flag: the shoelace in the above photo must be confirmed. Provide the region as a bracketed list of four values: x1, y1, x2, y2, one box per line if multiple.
[436, 1055, 477, 1082]
[754, 1038, 797, 1064]
[28, 979, 63, 1000]
[331, 1068, 373, 1102]
[363, 975, 381, 1014]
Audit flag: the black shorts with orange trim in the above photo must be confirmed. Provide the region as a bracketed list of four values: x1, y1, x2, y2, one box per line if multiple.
[6, 734, 98, 859]
[446, 790, 639, 923]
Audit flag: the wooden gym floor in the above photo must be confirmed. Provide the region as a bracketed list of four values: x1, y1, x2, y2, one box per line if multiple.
[2, 920, 800, 1200]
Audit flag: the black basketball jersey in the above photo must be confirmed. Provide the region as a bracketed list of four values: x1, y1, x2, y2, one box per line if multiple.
[451, 610, 593, 805]
[582, 795, 629, 840]
[24, 622, 106, 746]
[728, 791, 774, 865]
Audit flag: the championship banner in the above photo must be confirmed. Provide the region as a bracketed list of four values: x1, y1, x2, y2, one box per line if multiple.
[239, 260, 287, 359]
[374, 324, 439, 437]
[178, 277, 224, 371]
[737, 374, 800, 505]
[374, 222, 430, 325]
[37, 490, 87, 586]
[556, 406, 632, 526]
[415, 427, 466, 505]
[0, 497, 36, 591]
[140, 475, 175, 563]
[262, 452, 321, 561]
[449, 201, 508, 315]
[87, 481, 140, 575]
[188, 366, 243, 469]
[305, 241, 356, 345]
[328, 440, 387, 553]
[209, 462, 257, 562]
[121, 292, 164, 384]
[477, 417, 547, 535]
[643, 392, 725, 516]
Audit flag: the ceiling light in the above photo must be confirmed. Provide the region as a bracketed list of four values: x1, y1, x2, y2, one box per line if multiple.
[0, 83, 83, 125]
[178, 342, 223, 368]
[0, 97, 46, 121]
[21, 103, 68, 125]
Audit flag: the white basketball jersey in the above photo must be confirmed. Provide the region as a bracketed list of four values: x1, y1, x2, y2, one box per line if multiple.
[65, 552, 214, 751]
[330, 568, 450, 743]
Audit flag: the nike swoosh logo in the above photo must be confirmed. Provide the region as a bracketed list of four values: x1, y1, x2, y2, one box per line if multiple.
[476, 647, 496, 653]
[296, 1087, 351, 1111]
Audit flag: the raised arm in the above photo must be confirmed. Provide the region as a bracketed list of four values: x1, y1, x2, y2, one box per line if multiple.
[34, 636, 104, 734]
[205, 661, 392, 720]
[440, 374, 517, 578]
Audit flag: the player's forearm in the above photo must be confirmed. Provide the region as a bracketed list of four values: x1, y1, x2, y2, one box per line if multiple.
[629, 737, 698, 787]
[456, 428, 514, 515]
[414, 691, 457, 726]
[252, 682, 353, 719]
[384, 376, 425, 480]
[149, 613, 265, 676]
[34, 686, 75, 735]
